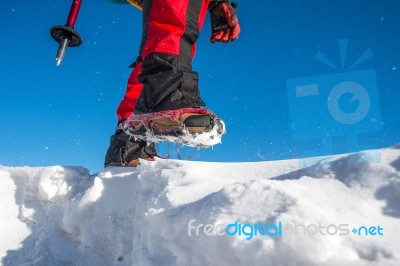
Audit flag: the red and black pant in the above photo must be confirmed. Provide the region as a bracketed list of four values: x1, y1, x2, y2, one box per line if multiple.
[116, 0, 210, 122]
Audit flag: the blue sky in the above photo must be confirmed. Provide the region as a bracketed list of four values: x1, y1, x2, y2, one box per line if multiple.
[1, 0, 399, 173]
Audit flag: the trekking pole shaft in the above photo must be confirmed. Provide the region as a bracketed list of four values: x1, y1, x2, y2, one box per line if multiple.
[66, 0, 82, 27]
[50, 0, 83, 66]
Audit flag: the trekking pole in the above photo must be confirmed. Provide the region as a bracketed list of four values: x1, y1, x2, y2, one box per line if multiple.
[50, 0, 83, 66]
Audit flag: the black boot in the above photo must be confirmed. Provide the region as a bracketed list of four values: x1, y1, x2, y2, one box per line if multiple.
[104, 128, 157, 167]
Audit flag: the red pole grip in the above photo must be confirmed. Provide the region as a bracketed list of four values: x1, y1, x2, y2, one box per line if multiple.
[66, 0, 82, 27]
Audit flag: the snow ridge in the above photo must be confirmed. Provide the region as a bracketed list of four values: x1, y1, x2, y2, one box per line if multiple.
[1, 147, 399, 266]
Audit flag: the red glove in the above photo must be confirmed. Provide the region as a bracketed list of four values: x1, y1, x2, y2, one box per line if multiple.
[209, 1, 240, 43]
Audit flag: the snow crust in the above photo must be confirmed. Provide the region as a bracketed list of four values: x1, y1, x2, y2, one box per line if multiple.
[1, 147, 399, 265]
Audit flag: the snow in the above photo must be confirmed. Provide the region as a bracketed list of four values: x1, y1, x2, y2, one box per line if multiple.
[1, 147, 400, 265]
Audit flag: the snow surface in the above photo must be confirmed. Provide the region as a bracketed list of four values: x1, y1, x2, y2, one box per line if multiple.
[1, 147, 400, 266]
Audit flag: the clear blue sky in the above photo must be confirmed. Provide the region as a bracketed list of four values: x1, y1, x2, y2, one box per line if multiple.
[1, 0, 399, 173]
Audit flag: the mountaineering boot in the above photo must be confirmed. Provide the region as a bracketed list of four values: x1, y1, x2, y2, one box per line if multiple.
[104, 125, 157, 167]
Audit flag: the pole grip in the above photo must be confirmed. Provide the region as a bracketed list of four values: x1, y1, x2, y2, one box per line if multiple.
[66, 0, 83, 27]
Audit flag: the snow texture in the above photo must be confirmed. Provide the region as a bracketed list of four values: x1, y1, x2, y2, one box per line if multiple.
[1, 147, 400, 266]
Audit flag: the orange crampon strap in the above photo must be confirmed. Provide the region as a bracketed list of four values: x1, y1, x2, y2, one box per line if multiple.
[127, 0, 142, 10]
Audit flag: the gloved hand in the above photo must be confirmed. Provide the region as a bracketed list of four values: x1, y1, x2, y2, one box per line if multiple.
[209, 0, 240, 43]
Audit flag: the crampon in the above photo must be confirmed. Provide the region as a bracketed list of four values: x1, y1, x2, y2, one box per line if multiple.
[121, 108, 226, 148]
